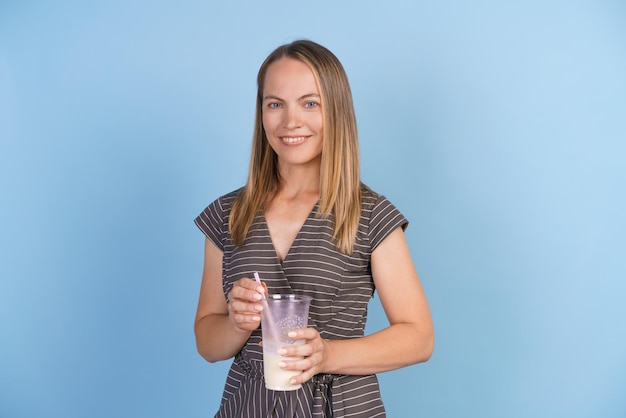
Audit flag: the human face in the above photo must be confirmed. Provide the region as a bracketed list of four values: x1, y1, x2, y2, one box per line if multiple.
[262, 57, 323, 171]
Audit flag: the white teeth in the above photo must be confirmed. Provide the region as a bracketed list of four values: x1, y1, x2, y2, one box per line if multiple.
[281, 136, 306, 144]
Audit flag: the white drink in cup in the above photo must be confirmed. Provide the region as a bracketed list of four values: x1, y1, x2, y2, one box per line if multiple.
[261, 294, 312, 391]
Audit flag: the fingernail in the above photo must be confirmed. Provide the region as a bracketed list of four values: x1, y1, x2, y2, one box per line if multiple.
[288, 331, 297, 338]
[255, 304, 263, 311]
[277, 348, 287, 355]
[278, 361, 287, 368]
[290, 378, 297, 384]
[256, 286, 265, 294]
[253, 293, 262, 300]
[252, 316, 260, 321]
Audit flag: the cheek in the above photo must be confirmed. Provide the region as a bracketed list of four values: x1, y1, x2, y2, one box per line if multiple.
[313, 115, 323, 133]
[262, 113, 278, 133]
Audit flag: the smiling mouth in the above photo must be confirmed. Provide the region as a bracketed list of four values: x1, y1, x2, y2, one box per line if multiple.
[280, 136, 308, 144]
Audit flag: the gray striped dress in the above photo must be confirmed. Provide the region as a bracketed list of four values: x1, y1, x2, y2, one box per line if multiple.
[195, 186, 408, 418]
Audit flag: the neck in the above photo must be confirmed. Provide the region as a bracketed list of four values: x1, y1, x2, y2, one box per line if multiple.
[276, 160, 321, 198]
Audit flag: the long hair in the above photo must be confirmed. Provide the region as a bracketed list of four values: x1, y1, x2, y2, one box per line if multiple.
[230, 40, 361, 254]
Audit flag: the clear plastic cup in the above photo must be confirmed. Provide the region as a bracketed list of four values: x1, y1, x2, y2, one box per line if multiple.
[261, 294, 312, 391]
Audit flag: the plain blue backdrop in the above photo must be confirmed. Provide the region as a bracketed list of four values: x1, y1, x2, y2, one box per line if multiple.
[1, 1, 625, 417]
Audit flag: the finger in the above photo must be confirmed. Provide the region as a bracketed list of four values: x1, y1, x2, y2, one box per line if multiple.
[230, 299, 264, 315]
[277, 341, 317, 358]
[231, 312, 261, 330]
[278, 355, 313, 371]
[238, 277, 264, 291]
[290, 368, 317, 386]
[240, 277, 267, 300]
[287, 327, 319, 341]
[230, 282, 264, 303]
[279, 357, 319, 385]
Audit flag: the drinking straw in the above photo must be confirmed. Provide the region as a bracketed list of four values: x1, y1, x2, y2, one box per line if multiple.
[253, 272, 266, 300]
[254, 272, 278, 337]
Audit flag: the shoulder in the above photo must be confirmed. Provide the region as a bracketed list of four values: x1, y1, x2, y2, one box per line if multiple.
[205, 187, 243, 214]
[195, 187, 243, 228]
[359, 183, 409, 250]
[216, 187, 244, 206]
[360, 184, 401, 217]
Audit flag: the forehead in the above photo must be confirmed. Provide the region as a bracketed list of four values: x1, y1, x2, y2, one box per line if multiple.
[263, 57, 320, 97]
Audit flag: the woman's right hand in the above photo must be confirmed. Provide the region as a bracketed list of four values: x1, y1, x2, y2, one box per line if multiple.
[227, 278, 267, 332]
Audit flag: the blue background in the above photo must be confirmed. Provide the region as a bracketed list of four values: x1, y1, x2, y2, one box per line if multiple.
[1, 1, 625, 417]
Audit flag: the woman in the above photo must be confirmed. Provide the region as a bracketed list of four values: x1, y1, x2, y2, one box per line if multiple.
[194, 39, 433, 417]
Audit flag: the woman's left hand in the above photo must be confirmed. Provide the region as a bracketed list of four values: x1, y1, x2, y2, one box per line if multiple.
[276, 327, 330, 385]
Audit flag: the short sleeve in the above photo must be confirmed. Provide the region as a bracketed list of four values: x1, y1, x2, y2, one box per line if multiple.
[194, 197, 228, 251]
[368, 195, 408, 252]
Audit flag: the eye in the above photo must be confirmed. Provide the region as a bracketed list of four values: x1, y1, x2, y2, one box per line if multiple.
[267, 102, 282, 109]
[304, 101, 319, 109]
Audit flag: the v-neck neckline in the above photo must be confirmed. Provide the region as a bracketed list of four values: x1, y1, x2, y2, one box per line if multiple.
[263, 201, 319, 265]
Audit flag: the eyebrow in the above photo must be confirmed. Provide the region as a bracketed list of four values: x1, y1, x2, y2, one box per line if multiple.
[262, 93, 321, 102]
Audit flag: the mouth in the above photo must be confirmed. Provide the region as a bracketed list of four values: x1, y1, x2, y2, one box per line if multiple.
[280, 136, 309, 145]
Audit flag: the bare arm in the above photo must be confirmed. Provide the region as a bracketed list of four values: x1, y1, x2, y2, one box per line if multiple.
[325, 226, 434, 373]
[280, 227, 434, 380]
[194, 238, 266, 362]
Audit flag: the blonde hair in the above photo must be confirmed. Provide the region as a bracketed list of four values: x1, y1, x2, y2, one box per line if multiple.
[230, 40, 361, 254]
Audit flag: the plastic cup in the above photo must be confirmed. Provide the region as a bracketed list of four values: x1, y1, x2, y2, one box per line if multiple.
[261, 294, 312, 391]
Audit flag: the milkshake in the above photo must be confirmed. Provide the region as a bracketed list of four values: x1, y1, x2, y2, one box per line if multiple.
[263, 353, 304, 391]
[260, 294, 312, 391]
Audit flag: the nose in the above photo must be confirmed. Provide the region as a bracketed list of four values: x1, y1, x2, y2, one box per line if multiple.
[283, 105, 302, 129]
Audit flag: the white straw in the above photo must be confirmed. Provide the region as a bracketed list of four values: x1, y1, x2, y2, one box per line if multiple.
[254, 272, 277, 336]
[253, 272, 265, 299]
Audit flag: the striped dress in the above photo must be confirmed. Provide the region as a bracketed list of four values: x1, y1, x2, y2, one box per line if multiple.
[195, 186, 408, 418]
